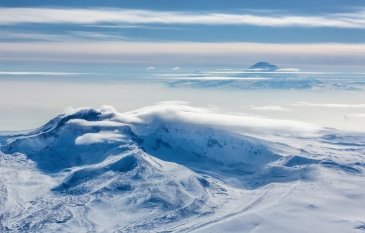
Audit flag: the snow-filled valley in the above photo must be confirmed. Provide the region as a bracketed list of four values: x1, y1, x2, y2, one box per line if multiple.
[0, 102, 365, 233]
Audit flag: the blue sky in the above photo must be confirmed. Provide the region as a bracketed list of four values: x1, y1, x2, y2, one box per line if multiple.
[1, 0, 365, 68]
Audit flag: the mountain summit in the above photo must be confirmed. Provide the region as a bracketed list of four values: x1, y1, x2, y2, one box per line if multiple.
[248, 61, 279, 71]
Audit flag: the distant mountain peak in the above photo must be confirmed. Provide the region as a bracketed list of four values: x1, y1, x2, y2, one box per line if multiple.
[248, 61, 279, 71]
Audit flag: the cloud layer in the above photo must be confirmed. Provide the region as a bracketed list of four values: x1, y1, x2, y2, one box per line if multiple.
[75, 131, 124, 145]
[294, 102, 365, 108]
[121, 102, 321, 136]
[1, 41, 365, 65]
[1, 8, 365, 29]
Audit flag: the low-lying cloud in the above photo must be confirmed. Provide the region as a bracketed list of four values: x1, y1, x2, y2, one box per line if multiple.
[120, 102, 321, 136]
[75, 131, 124, 145]
[294, 102, 365, 108]
[250, 105, 291, 111]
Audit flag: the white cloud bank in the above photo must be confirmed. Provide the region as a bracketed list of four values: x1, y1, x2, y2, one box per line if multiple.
[122, 102, 321, 136]
[75, 131, 124, 145]
[64, 102, 320, 137]
[1, 8, 365, 29]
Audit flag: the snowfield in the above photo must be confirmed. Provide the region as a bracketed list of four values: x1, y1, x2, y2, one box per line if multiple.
[0, 102, 365, 232]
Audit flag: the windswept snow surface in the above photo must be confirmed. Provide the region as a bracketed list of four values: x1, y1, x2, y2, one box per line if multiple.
[0, 103, 365, 232]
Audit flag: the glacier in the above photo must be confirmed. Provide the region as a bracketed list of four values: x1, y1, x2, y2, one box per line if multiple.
[0, 103, 365, 232]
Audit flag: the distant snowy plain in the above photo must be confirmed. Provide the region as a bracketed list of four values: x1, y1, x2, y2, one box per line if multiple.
[1, 102, 365, 232]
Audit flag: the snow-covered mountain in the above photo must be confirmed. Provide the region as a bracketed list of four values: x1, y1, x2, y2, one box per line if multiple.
[248, 62, 279, 71]
[1, 103, 365, 232]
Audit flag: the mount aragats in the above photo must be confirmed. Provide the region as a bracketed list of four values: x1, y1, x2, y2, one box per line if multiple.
[1, 102, 365, 232]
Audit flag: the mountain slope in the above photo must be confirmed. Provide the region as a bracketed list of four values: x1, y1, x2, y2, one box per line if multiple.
[0, 103, 364, 232]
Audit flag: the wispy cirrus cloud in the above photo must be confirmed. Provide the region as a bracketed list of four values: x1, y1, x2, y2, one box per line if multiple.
[0, 71, 86, 76]
[0, 30, 128, 42]
[1, 8, 365, 28]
